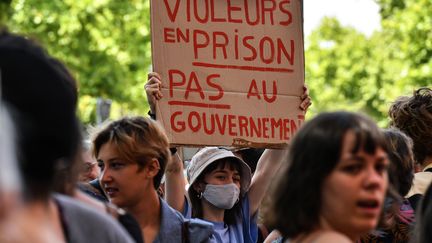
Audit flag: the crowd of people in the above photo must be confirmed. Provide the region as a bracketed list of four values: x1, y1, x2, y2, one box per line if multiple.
[1, 29, 432, 243]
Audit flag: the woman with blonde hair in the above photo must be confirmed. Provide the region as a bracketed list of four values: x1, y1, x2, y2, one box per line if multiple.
[93, 116, 214, 243]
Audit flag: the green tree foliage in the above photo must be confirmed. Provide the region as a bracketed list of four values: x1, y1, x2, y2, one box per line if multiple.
[305, 18, 383, 119]
[306, 0, 431, 126]
[2, 0, 152, 124]
[378, 0, 432, 88]
[0, 0, 13, 24]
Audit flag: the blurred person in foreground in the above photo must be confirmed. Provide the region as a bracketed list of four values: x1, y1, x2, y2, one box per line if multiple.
[0, 30, 134, 243]
[0, 104, 33, 242]
[265, 112, 390, 243]
[360, 128, 415, 242]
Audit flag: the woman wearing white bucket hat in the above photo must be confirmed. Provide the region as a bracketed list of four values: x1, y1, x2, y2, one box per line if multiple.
[184, 147, 288, 243]
[145, 72, 309, 243]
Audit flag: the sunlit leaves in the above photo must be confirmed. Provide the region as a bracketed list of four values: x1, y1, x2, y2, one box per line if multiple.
[306, 0, 431, 126]
[4, 0, 151, 124]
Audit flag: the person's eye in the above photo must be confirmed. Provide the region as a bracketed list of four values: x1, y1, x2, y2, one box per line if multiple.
[342, 164, 362, 174]
[217, 175, 226, 180]
[97, 161, 105, 171]
[110, 162, 125, 170]
[83, 162, 92, 172]
[233, 177, 241, 182]
[375, 162, 389, 175]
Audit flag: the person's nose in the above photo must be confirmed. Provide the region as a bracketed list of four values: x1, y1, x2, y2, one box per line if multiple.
[364, 166, 386, 191]
[100, 168, 113, 184]
[228, 175, 240, 187]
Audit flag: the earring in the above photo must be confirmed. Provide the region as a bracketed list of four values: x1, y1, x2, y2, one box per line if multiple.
[197, 192, 203, 199]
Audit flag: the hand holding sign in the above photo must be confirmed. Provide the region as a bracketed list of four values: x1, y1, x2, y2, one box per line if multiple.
[145, 72, 163, 114]
[300, 86, 312, 111]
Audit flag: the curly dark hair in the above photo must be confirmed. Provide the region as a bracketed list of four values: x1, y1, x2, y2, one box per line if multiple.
[389, 88, 432, 166]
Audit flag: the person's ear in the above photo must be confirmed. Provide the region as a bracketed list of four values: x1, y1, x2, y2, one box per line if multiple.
[192, 181, 205, 193]
[145, 158, 161, 178]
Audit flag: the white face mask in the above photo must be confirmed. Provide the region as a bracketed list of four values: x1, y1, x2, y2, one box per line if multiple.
[202, 183, 240, 209]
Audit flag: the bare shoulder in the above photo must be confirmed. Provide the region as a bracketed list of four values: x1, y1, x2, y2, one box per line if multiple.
[311, 231, 352, 243]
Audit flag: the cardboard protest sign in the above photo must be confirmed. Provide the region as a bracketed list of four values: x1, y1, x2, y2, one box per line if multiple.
[151, 0, 305, 148]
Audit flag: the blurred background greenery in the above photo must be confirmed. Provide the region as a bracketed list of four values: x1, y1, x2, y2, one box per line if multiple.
[0, 0, 430, 127]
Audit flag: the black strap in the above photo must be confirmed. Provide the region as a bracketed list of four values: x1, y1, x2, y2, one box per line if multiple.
[148, 110, 156, 120]
[182, 221, 190, 243]
[170, 147, 178, 155]
[408, 194, 423, 212]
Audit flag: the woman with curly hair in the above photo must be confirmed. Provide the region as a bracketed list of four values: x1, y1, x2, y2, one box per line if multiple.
[389, 87, 432, 197]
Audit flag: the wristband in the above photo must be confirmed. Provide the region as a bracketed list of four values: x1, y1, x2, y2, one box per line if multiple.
[170, 147, 178, 155]
[148, 110, 156, 120]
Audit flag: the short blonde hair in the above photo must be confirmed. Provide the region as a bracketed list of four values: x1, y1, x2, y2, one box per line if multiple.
[92, 116, 170, 189]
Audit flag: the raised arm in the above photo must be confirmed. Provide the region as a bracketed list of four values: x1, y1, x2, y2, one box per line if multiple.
[300, 84, 312, 111]
[144, 72, 186, 212]
[144, 72, 163, 115]
[247, 86, 310, 216]
[247, 148, 288, 216]
[164, 151, 186, 212]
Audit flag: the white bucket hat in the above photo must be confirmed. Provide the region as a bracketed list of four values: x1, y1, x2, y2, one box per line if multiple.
[187, 147, 252, 195]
